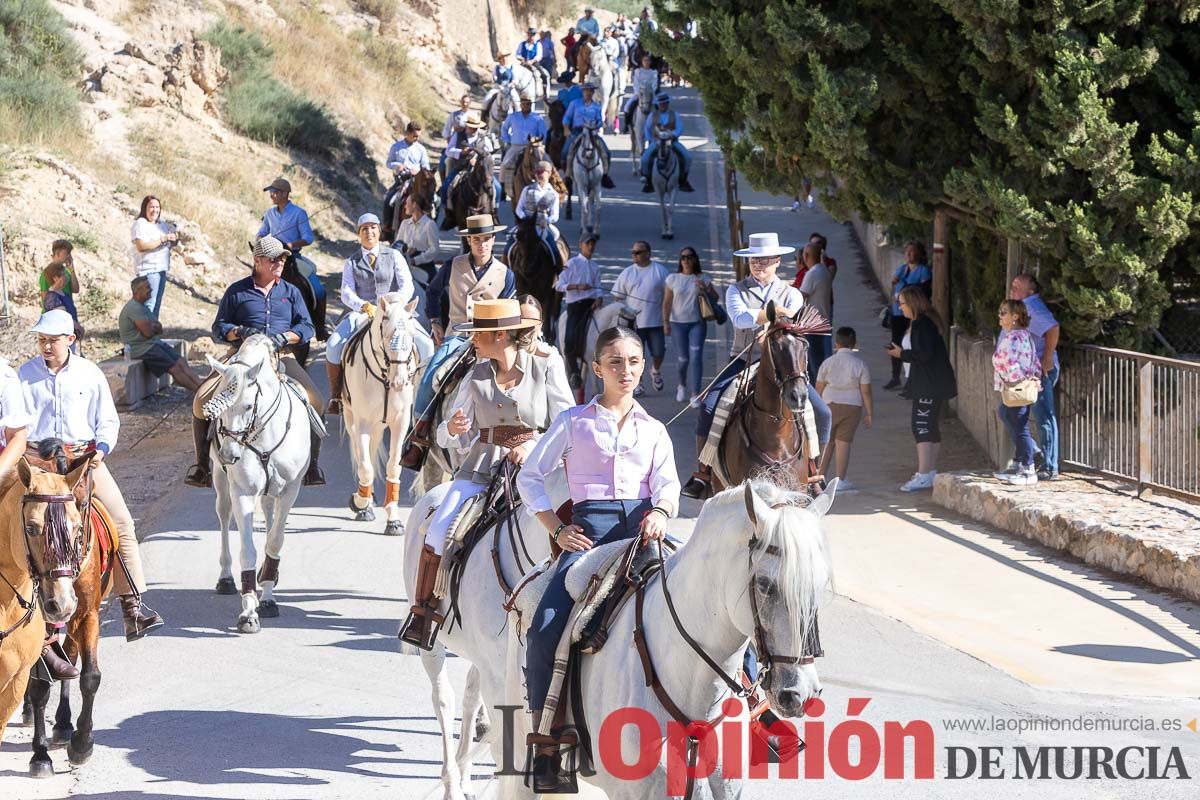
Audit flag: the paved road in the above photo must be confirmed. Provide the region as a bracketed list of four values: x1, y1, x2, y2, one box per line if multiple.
[3, 89, 1198, 799]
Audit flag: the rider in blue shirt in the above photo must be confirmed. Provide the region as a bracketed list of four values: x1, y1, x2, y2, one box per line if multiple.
[493, 52, 513, 85]
[556, 72, 583, 108]
[575, 7, 600, 39]
[563, 83, 615, 188]
[516, 28, 550, 98]
[640, 93, 694, 193]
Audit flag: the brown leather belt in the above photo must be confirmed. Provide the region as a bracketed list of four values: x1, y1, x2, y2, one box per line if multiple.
[478, 426, 535, 448]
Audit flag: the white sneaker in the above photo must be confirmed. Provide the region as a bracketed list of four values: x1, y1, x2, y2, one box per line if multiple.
[900, 471, 935, 492]
[675, 385, 686, 403]
[651, 369, 664, 391]
[790, 201, 800, 212]
[992, 464, 1022, 481]
[689, 394, 702, 408]
[1004, 465, 1037, 486]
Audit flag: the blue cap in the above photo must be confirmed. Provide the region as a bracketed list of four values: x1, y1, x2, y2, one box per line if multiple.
[656, 92, 671, 104]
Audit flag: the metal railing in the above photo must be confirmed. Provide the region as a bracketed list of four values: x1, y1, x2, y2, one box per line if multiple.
[1059, 344, 1200, 501]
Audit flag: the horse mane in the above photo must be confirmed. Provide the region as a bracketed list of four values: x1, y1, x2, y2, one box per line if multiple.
[233, 334, 276, 370]
[707, 480, 833, 659]
[775, 305, 831, 337]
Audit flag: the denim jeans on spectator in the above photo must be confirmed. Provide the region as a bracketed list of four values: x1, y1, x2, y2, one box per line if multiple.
[1031, 366, 1059, 473]
[670, 320, 706, 396]
[806, 333, 832, 383]
[145, 270, 167, 319]
[999, 402, 1035, 467]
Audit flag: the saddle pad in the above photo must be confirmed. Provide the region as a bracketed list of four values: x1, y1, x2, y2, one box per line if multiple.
[433, 491, 488, 599]
[280, 376, 328, 438]
[89, 499, 118, 577]
[509, 538, 633, 641]
[700, 362, 758, 471]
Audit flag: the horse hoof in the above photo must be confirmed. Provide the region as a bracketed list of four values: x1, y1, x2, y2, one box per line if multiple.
[29, 758, 55, 778]
[258, 600, 280, 618]
[215, 577, 238, 595]
[52, 724, 74, 746]
[355, 507, 376, 522]
[383, 520, 404, 536]
[238, 616, 261, 634]
[67, 736, 93, 766]
[21, 706, 35, 726]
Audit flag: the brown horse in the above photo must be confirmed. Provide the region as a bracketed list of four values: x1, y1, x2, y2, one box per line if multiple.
[510, 138, 568, 214]
[714, 303, 828, 495]
[444, 150, 497, 247]
[0, 454, 95, 775]
[383, 168, 438, 241]
[546, 99, 567, 169]
[575, 37, 593, 80]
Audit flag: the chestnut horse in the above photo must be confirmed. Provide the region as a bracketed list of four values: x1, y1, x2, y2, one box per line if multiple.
[715, 303, 828, 495]
[383, 168, 438, 242]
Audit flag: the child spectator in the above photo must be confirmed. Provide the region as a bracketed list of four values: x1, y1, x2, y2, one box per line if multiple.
[815, 327, 872, 491]
[41, 263, 84, 340]
[38, 240, 80, 304]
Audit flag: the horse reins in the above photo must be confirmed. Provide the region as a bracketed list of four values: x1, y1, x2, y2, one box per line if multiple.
[349, 315, 416, 425]
[1, 491, 82, 644]
[215, 375, 294, 474]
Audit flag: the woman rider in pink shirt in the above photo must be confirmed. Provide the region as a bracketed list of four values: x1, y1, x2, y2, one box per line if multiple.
[516, 325, 681, 791]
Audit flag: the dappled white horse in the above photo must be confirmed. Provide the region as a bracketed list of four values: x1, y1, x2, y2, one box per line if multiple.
[401, 468, 569, 800]
[505, 479, 836, 799]
[342, 293, 424, 535]
[509, 62, 544, 102]
[587, 44, 617, 130]
[651, 131, 681, 239]
[484, 82, 520, 138]
[571, 122, 604, 236]
[203, 335, 315, 634]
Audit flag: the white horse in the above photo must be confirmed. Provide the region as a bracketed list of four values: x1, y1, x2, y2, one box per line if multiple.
[504, 479, 836, 799]
[401, 469, 568, 800]
[587, 45, 617, 130]
[484, 82, 519, 139]
[651, 132, 681, 240]
[509, 62, 545, 102]
[571, 122, 604, 236]
[556, 301, 637, 398]
[342, 294, 422, 535]
[203, 335, 314, 634]
[630, 83, 654, 174]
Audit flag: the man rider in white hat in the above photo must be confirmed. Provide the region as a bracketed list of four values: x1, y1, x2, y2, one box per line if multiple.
[19, 309, 165, 641]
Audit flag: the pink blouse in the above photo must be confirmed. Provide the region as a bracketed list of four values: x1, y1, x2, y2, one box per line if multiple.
[993, 328, 1040, 390]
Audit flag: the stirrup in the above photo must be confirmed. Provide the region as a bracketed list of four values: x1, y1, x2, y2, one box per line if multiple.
[399, 439, 429, 471]
[398, 605, 443, 650]
[526, 730, 580, 794]
[185, 464, 212, 488]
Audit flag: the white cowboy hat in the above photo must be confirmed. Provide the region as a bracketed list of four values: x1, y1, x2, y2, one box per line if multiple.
[463, 114, 484, 128]
[453, 298, 539, 333]
[734, 232, 795, 258]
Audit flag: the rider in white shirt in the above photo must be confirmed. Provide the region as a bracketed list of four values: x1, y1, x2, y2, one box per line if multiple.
[19, 309, 164, 642]
[514, 161, 563, 268]
[396, 194, 441, 284]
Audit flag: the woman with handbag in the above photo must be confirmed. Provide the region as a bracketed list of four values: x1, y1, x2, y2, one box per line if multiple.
[992, 299, 1042, 485]
[886, 285, 957, 492]
[662, 247, 720, 405]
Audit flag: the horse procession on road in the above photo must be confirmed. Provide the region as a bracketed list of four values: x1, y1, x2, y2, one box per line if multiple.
[0, 12, 839, 798]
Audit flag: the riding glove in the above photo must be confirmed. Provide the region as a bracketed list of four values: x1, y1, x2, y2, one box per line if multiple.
[270, 332, 291, 351]
[361, 302, 377, 319]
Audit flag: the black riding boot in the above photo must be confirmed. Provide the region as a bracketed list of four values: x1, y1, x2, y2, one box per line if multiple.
[680, 171, 695, 192]
[185, 417, 213, 488]
[303, 428, 326, 486]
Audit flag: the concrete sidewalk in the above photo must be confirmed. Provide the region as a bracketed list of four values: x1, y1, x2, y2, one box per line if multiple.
[727, 183, 1200, 699]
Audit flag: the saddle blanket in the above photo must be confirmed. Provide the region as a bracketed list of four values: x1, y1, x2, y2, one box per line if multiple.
[509, 538, 658, 735]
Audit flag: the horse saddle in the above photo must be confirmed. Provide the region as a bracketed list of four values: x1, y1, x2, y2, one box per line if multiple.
[279, 374, 328, 438]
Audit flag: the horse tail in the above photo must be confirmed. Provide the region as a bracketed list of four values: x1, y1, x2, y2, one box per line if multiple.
[37, 437, 69, 475]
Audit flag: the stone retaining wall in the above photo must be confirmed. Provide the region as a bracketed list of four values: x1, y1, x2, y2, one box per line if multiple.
[933, 472, 1200, 603]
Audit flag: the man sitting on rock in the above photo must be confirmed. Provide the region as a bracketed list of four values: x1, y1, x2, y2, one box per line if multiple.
[118, 276, 204, 393]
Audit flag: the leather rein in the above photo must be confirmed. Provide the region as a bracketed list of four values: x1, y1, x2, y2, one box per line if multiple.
[214, 373, 294, 474]
[0, 491, 81, 644]
[348, 314, 417, 425]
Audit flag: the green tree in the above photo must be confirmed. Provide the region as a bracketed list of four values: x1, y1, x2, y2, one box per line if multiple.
[652, 0, 1200, 345]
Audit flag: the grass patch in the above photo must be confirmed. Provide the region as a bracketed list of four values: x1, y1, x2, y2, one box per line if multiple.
[200, 21, 341, 156]
[78, 285, 116, 317]
[356, 0, 398, 25]
[51, 223, 102, 254]
[0, 0, 83, 146]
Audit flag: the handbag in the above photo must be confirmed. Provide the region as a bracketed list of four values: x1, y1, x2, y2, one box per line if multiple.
[879, 305, 891, 329]
[698, 289, 727, 325]
[1000, 377, 1040, 407]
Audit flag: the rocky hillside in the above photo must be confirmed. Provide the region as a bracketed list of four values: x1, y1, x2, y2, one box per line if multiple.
[0, 0, 542, 359]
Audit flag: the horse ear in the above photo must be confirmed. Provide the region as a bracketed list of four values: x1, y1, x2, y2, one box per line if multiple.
[66, 454, 93, 492]
[206, 355, 227, 375]
[766, 300, 777, 324]
[405, 296, 420, 315]
[809, 479, 838, 518]
[17, 457, 32, 489]
[245, 360, 265, 384]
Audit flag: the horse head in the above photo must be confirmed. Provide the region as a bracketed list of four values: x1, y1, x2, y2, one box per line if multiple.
[736, 479, 836, 718]
[15, 455, 92, 623]
[637, 84, 654, 112]
[762, 301, 811, 413]
[377, 293, 421, 390]
[203, 335, 277, 465]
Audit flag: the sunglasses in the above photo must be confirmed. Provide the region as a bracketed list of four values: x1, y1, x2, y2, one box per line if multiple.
[632, 249, 648, 255]
[681, 253, 697, 259]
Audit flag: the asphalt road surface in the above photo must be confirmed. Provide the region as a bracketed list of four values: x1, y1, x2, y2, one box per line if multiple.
[3, 88, 1198, 800]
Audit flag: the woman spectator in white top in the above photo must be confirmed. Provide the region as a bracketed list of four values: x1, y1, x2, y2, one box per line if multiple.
[661, 246, 718, 405]
[130, 195, 178, 319]
[555, 232, 604, 388]
[610, 240, 669, 396]
[396, 194, 441, 286]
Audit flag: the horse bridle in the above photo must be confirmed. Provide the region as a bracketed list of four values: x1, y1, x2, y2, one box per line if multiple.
[214, 373, 294, 471]
[0, 491, 83, 643]
[357, 314, 417, 424]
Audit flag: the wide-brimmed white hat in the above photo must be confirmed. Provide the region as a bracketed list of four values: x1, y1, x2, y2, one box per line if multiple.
[734, 232, 795, 258]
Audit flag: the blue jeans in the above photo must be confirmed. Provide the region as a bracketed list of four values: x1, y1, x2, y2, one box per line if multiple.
[1031, 366, 1059, 473]
[640, 141, 693, 178]
[670, 320, 706, 396]
[145, 270, 167, 319]
[999, 403, 1035, 467]
[526, 499, 652, 711]
[637, 326, 666, 361]
[806, 334, 832, 384]
[696, 358, 832, 447]
[414, 335, 469, 420]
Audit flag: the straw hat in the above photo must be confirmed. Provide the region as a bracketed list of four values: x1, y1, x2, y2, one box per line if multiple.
[454, 298, 539, 333]
[734, 232, 795, 258]
[457, 214, 505, 237]
[463, 114, 484, 128]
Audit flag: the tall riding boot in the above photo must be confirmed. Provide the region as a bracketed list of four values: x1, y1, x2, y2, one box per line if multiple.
[120, 594, 164, 642]
[681, 463, 713, 499]
[303, 429, 326, 486]
[526, 710, 579, 794]
[679, 169, 695, 192]
[326, 362, 345, 416]
[40, 629, 79, 681]
[185, 416, 213, 488]
[601, 152, 616, 189]
[400, 417, 433, 470]
[398, 545, 444, 650]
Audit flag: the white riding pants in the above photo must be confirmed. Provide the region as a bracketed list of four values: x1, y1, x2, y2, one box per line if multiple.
[425, 478, 487, 555]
